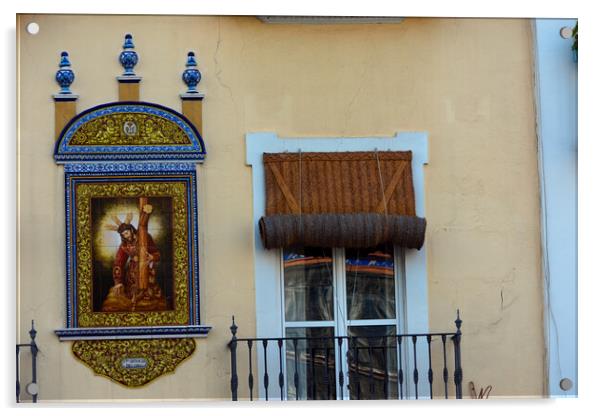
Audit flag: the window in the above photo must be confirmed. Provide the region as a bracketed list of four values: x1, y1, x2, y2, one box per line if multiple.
[282, 244, 405, 399]
[246, 132, 430, 399]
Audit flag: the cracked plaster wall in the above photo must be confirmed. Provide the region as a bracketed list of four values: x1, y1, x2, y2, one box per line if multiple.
[17, 15, 543, 400]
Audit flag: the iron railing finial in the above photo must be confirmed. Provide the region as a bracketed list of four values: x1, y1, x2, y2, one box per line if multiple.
[230, 315, 238, 337]
[29, 320, 37, 342]
[455, 309, 462, 334]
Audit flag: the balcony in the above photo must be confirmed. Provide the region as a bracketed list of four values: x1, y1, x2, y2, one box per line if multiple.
[227, 312, 463, 401]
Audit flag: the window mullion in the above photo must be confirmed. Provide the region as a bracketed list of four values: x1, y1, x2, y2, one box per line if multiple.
[332, 247, 350, 400]
[279, 248, 286, 337]
[333, 247, 347, 336]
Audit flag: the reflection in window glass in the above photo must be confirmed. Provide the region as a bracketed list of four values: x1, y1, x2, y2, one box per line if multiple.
[348, 325, 398, 400]
[345, 245, 396, 320]
[285, 327, 336, 400]
[284, 247, 334, 321]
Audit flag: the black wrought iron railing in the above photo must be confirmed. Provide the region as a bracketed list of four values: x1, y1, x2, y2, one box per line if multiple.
[16, 320, 39, 403]
[228, 311, 463, 401]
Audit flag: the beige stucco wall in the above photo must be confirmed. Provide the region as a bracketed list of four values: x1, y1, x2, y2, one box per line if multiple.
[17, 14, 543, 400]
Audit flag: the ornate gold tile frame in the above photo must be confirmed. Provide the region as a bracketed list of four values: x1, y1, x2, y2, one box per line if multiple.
[72, 177, 192, 329]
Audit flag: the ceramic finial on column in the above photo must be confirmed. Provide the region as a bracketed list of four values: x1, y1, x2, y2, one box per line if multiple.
[180, 51, 204, 135]
[53, 51, 78, 139]
[55, 51, 75, 94]
[182, 51, 202, 94]
[119, 33, 139, 76]
[117, 33, 142, 101]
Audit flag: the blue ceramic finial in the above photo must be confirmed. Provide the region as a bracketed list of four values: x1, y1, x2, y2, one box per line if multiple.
[119, 33, 138, 76]
[182, 51, 201, 93]
[55, 51, 75, 94]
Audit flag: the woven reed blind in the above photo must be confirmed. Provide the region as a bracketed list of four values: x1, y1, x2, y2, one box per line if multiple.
[263, 151, 416, 216]
[259, 151, 426, 250]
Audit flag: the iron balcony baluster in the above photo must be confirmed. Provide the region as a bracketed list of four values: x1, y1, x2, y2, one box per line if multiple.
[427, 335, 433, 399]
[228, 316, 238, 401]
[247, 340, 254, 400]
[277, 339, 284, 400]
[368, 343, 375, 399]
[337, 337, 344, 400]
[353, 338, 361, 399]
[412, 335, 419, 399]
[324, 344, 331, 399]
[31, 324, 38, 404]
[453, 310, 463, 399]
[383, 343, 389, 399]
[16, 346, 20, 403]
[442, 334, 449, 399]
[310, 347, 316, 399]
[262, 339, 269, 401]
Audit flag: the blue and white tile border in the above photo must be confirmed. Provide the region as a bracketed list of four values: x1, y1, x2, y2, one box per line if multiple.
[57, 169, 209, 340]
[55, 325, 211, 341]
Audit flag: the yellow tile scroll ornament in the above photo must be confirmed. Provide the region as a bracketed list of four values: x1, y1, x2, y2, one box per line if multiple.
[69, 112, 192, 146]
[72, 338, 196, 387]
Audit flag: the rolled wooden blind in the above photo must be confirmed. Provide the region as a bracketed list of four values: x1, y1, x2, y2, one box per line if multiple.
[260, 151, 425, 249]
[259, 213, 426, 249]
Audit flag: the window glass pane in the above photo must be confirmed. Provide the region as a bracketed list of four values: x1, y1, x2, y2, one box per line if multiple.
[285, 327, 336, 400]
[284, 247, 334, 321]
[345, 245, 396, 320]
[348, 325, 398, 400]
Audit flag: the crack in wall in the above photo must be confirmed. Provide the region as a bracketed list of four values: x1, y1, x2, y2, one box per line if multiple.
[500, 289, 504, 311]
[213, 17, 239, 121]
[500, 288, 519, 312]
[343, 36, 376, 132]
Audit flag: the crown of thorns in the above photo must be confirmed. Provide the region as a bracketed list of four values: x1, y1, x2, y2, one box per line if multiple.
[105, 213, 136, 234]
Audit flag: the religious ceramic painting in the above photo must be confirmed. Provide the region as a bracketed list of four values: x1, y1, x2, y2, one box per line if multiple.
[91, 195, 175, 313]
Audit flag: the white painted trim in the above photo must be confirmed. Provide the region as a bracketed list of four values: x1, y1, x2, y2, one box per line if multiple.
[346, 319, 398, 326]
[246, 131, 430, 399]
[284, 321, 335, 328]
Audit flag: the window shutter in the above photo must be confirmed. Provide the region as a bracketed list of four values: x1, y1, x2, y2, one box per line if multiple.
[260, 151, 426, 249]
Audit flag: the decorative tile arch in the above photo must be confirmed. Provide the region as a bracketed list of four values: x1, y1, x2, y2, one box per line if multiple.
[54, 101, 206, 162]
